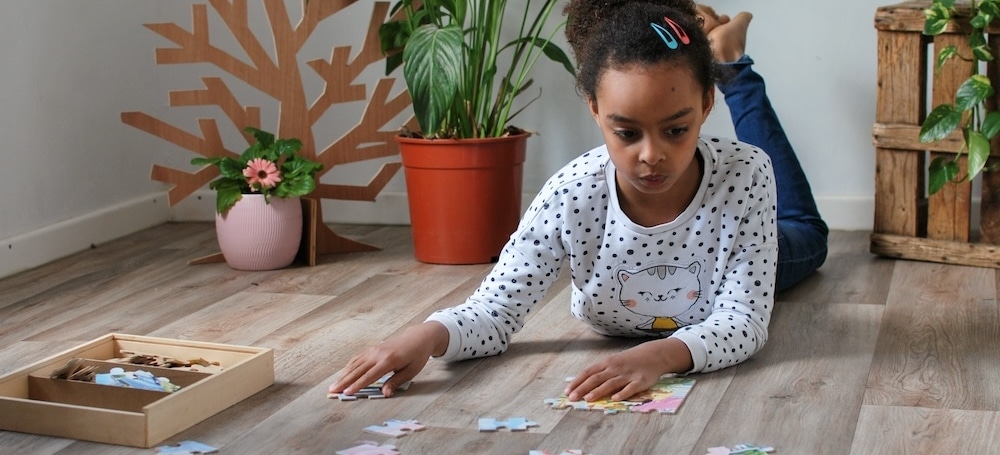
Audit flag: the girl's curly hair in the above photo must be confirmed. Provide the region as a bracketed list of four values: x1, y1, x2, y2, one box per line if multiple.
[564, 0, 715, 102]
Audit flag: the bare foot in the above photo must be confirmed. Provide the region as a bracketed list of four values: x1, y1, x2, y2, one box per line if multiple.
[696, 5, 752, 63]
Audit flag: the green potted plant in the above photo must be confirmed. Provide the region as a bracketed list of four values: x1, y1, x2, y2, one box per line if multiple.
[920, 0, 1000, 194]
[378, 0, 575, 264]
[191, 126, 324, 270]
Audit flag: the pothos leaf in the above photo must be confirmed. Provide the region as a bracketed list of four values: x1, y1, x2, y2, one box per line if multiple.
[982, 0, 1000, 18]
[928, 156, 960, 195]
[936, 45, 958, 71]
[923, 3, 952, 36]
[966, 129, 990, 180]
[969, 32, 994, 61]
[920, 104, 962, 142]
[955, 74, 994, 111]
[982, 110, 1000, 139]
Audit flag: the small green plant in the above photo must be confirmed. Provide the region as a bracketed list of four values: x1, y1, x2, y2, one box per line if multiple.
[191, 127, 324, 214]
[378, 0, 576, 139]
[921, 0, 1000, 194]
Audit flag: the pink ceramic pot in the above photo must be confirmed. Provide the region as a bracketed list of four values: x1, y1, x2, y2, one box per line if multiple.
[215, 194, 302, 270]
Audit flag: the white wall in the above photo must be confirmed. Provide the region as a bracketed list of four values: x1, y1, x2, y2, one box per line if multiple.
[0, 0, 880, 279]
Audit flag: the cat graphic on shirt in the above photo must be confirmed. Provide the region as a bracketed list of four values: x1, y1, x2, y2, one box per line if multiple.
[617, 262, 703, 333]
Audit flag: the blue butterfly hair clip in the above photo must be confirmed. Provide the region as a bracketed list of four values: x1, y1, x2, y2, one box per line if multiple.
[650, 16, 691, 49]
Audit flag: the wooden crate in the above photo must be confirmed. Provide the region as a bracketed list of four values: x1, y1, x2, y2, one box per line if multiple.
[0, 333, 273, 448]
[872, 1, 1000, 268]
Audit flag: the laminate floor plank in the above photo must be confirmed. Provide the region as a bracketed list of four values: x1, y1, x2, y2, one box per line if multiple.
[864, 261, 1000, 411]
[850, 406, 1000, 454]
[695, 300, 883, 454]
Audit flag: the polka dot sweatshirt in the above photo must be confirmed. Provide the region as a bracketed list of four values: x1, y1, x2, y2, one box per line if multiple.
[426, 136, 778, 373]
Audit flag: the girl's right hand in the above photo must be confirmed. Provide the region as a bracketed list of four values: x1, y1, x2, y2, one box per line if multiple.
[328, 321, 450, 398]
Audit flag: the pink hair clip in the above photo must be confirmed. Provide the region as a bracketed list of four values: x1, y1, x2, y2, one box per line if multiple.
[650, 16, 691, 49]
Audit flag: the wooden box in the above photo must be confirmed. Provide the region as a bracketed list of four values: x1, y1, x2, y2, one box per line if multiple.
[872, 1, 1000, 268]
[0, 333, 274, 448]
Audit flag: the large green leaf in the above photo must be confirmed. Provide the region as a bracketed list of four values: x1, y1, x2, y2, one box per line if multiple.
[920, 104, 962, 142]
[969, 32, 994, 61]
[982, 110, 1000, 138]
[955, 74, 994, 110]
[935, 45, 958, 71]
[218, 157, 246, 180]
[928, 156, 960, 195]
[923, 3, 952, 36]
[982, 0, 1000, 18]
[403, 23, 464, 137]
[503, 36, 576, 77]
[966, 129, 990, 180]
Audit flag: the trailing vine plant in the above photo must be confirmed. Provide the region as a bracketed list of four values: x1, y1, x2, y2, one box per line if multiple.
[921, 0, 1000, 194]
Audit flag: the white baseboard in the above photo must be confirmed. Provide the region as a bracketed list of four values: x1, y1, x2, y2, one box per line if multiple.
[0, 194, 171, 279]
[0, 191, 879, 280]
[816, 196, 875, 231]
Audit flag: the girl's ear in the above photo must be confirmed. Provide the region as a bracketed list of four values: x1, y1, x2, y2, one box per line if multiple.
[587, 96, 600, 124]
[702, 87, 715, 119]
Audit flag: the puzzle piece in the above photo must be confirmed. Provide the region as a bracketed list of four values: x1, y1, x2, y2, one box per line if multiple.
[155, 440, 218, 454]
[543, 376, 695, 415]
[478, 417, 539, 432]
[362, 419, 426, 438]
[336, 441, 400, 455]
[329, 372, 412, 400]
[730, 443, 776, 454]
[705, 443, 776, 455]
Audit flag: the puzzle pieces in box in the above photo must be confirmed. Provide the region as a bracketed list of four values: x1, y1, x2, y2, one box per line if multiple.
[329, 372, 412, 400]
[336, 441, 401, 455]
[362, 419, 426, 437]
[478, 417, 539, 432]
[543, 376, 695, 414]
[155, 440, 218, 454]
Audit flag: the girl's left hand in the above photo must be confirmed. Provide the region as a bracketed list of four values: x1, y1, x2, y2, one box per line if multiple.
[564, 337, 693, 402]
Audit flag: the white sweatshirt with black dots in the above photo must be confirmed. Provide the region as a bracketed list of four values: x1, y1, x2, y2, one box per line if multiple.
[426, 137, 778, 373]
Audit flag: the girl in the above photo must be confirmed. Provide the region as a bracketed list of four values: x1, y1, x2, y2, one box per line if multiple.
[330, 0, 825, 403]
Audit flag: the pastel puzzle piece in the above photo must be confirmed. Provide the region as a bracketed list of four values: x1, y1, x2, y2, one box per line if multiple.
[362, 419, 427, 438]
[478, 417, 539, 432]
[155, 440, 218, 454]
[729, 443, 776, 454]
[336, 441, 400, 455]
[329, 372, 412, 400]
[543, 376, 695, 415]
[704, 444, 776, 455]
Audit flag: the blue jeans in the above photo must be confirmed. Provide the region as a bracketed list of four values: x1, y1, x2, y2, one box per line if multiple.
[717, 56, 828, 292]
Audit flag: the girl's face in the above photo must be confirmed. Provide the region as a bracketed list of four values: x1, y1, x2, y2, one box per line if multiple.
[588, 61, 714, 224]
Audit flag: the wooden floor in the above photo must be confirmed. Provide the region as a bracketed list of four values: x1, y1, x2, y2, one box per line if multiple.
[1, 223, 999, 454]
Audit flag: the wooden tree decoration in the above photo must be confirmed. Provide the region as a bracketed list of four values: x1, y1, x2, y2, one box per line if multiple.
[122, 0, 415, 262]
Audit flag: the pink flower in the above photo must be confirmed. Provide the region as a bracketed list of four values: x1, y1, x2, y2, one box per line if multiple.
[243, 158, 282, 190]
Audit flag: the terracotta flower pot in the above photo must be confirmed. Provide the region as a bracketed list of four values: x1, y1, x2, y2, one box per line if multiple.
[397, 133, 527, 264]
[215, 194, 302, 270]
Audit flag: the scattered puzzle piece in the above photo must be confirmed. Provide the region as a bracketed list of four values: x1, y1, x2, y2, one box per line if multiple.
[329, 372, 412, 400]
[155, 440, 218, 454]
[478, 417, 539, 432]
[544, 376, 695, 414]
[336, 441, 401, 455]
[362, 419, 427, 438]
[730, 443, 776, 454]
[705, 443, 776, 455]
